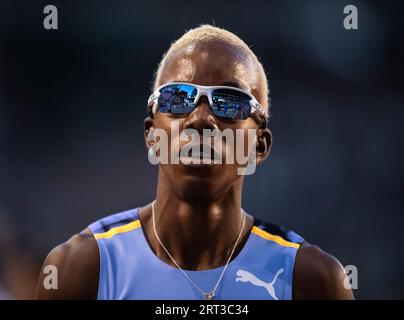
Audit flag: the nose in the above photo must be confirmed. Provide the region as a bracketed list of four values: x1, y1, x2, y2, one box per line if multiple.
[183, 96, 219, 133]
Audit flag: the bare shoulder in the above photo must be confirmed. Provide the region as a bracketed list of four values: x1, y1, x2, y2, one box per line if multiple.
[293, 242, 354, 300]
[36, 228, 99, 300]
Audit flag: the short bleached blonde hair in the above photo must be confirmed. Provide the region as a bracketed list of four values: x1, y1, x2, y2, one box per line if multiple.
[153, 24, 270, 119]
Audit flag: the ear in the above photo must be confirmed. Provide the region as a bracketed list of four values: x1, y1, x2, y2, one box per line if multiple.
[144, 116, 155, 150]
[256, 128, 272, 164]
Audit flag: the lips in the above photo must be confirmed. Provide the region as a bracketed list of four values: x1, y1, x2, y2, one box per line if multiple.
[179, 143, 221, 164]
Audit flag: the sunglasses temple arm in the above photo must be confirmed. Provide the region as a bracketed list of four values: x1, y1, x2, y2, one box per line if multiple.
[251, 102, 268, 127]
[147, 91, 160, 116]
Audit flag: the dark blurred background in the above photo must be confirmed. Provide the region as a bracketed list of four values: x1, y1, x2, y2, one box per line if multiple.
[0, 0, 403, 299]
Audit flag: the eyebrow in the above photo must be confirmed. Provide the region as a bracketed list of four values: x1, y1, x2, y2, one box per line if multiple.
[220, 81, 243, 89]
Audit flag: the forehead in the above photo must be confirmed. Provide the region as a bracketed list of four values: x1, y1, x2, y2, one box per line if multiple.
[158, 40, 261, 93]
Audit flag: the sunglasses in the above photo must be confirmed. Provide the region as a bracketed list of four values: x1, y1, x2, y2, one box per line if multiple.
[147, 82, 266, 124]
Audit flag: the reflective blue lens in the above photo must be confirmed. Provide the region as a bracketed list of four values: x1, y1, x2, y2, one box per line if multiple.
[158, 84, 197, 114]
[211, 89, 252, 120]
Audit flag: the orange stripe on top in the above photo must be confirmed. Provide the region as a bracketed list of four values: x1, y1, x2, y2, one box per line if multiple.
[251, 226, 300, 249]
[94, 219, 141, 240]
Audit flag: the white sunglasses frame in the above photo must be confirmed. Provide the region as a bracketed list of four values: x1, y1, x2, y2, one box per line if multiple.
[147, 82, 266, 121]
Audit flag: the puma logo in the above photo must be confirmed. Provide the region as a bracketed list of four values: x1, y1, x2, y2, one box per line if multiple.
[235, 268, 284, 300]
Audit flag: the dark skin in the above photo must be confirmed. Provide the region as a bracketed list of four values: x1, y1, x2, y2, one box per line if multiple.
[36, 39, 354, 300]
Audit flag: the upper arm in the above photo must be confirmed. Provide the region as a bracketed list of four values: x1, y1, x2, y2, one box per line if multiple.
[293, 242, 355, 300]
[36, 228, 100, 300]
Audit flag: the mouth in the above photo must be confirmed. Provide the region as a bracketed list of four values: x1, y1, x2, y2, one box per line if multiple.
[179, 143, 221, 165]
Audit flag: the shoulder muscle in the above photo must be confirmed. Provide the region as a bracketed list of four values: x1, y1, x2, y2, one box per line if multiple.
[36, 229, 99, 299]
[293, 242, 354, 300]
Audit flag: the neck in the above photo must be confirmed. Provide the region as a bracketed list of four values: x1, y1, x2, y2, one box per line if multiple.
[143, 171, 251, 271]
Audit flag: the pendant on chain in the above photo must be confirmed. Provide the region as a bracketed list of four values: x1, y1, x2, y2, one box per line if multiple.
[204, 292, 215, 300]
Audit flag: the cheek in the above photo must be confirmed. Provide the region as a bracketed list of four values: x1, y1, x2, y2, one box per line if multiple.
[220, 123, 257, 163]
[154, 114, 186, 138]
[151, 116, 186, 162]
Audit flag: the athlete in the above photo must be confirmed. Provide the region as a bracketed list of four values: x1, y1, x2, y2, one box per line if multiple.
[36, 25, 354, 300]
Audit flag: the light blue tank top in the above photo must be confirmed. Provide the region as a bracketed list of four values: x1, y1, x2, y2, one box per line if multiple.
[88, 207, 304, 300]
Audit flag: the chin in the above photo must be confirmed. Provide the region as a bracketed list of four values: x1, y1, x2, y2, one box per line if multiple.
[177, 183, 223, 205]
[160, 164, 242, 203]
[178, 162, 222, 176]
